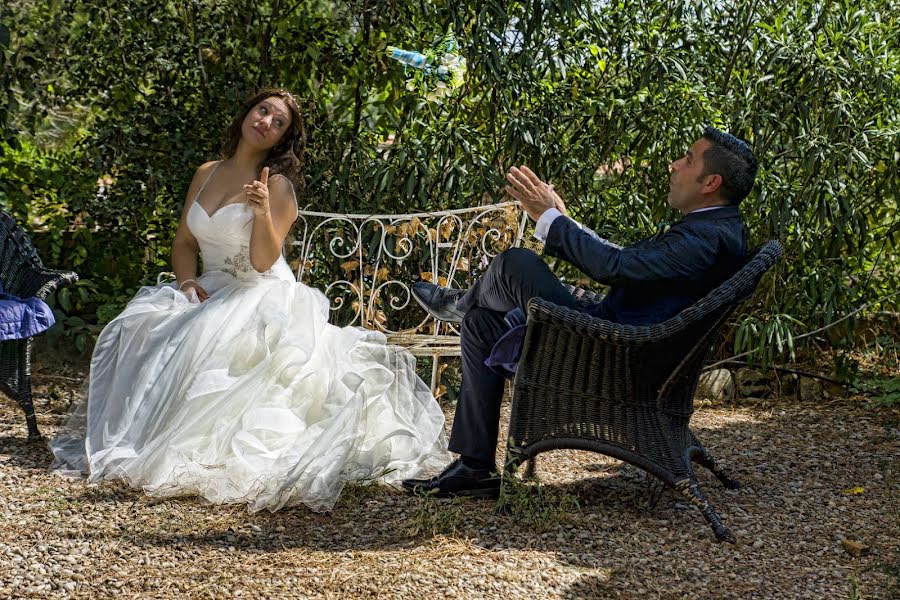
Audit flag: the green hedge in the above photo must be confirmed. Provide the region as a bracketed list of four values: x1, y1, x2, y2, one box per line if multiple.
[1, 0, 898, 362]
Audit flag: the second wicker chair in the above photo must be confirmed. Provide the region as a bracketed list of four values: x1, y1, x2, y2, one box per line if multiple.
[0, 211, 79, 440]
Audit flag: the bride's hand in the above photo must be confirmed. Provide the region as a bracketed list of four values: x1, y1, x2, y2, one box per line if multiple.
[244, 167, 270, 216]
[179, 281, 209, 303]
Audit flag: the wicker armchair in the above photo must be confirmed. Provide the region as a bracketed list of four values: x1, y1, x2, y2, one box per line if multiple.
[503, 241, 782, 542]
[0, 211, 79, 440]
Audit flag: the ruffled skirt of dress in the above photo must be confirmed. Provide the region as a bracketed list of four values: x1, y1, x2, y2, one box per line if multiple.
[49, 270, 450, 512]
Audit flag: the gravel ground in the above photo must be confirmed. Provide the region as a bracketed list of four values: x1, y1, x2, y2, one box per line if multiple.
[0, 357, 897, 599]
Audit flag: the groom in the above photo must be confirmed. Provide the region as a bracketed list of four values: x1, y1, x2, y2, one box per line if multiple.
[402, 126, 757, 498]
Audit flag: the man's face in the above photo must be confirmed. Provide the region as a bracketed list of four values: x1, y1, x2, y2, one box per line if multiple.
[667, 138, 714, 213]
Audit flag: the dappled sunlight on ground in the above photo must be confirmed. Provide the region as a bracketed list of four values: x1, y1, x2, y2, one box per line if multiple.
[0, 354, 896, 598]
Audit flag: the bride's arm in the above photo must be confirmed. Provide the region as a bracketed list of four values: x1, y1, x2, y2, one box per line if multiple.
[247, 174, 298, 272]
[172, 162, 216, 294]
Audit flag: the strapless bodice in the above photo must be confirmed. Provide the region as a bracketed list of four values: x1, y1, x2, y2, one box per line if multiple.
[186, 201, 293, 281]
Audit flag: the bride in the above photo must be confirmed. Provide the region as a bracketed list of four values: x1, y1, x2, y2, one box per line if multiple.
[49, 88, 450, 511]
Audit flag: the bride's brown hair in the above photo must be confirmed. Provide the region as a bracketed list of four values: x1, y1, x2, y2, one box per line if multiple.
[220, 88, 307, 193]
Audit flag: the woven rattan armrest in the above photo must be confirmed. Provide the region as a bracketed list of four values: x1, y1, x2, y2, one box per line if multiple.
[22, 268, 79, 300]
[526, 297, 691, 346]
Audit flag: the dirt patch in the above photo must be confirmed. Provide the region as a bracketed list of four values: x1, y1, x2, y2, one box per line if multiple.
[0, 356, 897, 599]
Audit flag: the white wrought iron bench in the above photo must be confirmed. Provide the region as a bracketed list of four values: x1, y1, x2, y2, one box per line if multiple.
[289, 202, 529, 393]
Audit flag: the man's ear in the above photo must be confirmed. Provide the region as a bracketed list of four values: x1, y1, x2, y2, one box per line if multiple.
[703, 173, 723, 196]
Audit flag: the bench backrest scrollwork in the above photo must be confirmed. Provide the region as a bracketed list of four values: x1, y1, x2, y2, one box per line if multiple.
[290, 202, 529, 342]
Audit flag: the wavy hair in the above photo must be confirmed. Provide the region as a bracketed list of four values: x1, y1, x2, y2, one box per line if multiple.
[220, 88, 307, 193]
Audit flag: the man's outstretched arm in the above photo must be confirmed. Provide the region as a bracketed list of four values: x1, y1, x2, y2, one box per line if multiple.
[503, 164, 621, 248]
[533, 207, 622, 248]
[544, 215, 717, 286]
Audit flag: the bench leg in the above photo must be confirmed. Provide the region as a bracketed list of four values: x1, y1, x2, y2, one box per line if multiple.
[675, 477, 735, 543]
[430, 356, 440, 398]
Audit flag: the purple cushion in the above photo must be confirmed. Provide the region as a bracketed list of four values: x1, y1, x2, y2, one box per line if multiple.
[0, 284, 55, 341]
[484, 323, 526, 379]
[483, 308, 528, 379]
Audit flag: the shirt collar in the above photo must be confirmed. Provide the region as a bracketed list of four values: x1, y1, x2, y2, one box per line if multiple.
[689, 205, 727, 214]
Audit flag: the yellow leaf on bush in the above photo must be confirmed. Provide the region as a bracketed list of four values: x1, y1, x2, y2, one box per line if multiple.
[456, 257, 470, 271]
[841, 486, 865, 496]
[437, 276, 448, 287]
[420, 271, 433, 282]
[340, 260, 359, 273]
[376, 267, 390, 281]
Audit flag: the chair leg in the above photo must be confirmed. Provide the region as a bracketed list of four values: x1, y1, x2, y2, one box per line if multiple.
[503, 446, 523, 475]
[674, 477, 735, 543]
[636, 473, 667, 510]
[17, 341, 43, 441]
[693, 449, 741, 490]
[497, 450, 522, 515]
[502, 445, 537, 482]
[20, 394, 43, 441]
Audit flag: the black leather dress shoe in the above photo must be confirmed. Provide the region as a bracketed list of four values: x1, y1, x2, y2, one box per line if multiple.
[411, 281, 468, 324]
[402, 459, 500, 499]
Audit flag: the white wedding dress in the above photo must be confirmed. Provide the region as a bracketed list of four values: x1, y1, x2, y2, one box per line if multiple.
[49, 171, 450, 512]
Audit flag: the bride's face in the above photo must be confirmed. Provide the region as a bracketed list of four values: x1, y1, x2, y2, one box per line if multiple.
[241, 97, 292, 151]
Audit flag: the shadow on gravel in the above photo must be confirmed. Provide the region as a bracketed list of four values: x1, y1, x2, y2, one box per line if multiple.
[0, 435, 55, 471]
[4, 391, 897, 600]
[50, 457, 738, 558]
[561, 575, 622, 599]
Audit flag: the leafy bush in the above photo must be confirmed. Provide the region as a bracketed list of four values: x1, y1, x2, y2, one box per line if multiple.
[852, 376, 900, 408]
[1, 0, 897, 361]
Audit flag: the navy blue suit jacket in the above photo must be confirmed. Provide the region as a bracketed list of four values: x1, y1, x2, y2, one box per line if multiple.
[485, 206, 747, 376]
[484, 206, 747, 376]
[544, 205, 748, 325]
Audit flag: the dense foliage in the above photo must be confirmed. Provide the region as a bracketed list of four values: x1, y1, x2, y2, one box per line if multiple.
[1, 0, 898, 363]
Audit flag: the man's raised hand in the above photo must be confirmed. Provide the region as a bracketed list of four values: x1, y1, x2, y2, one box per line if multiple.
[505, 165, 563, 222]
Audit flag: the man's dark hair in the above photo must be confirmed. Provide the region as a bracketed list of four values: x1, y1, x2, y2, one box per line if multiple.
[700, 126, 758, 205]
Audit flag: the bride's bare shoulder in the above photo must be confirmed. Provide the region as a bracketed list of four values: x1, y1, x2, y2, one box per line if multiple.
[181, 161, 221, 208]
[186, 160, 220, 190]
[194, 160, 220, 178]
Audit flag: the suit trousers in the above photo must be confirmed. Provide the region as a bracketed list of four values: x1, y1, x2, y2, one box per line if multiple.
[448, 248, 580, 465]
